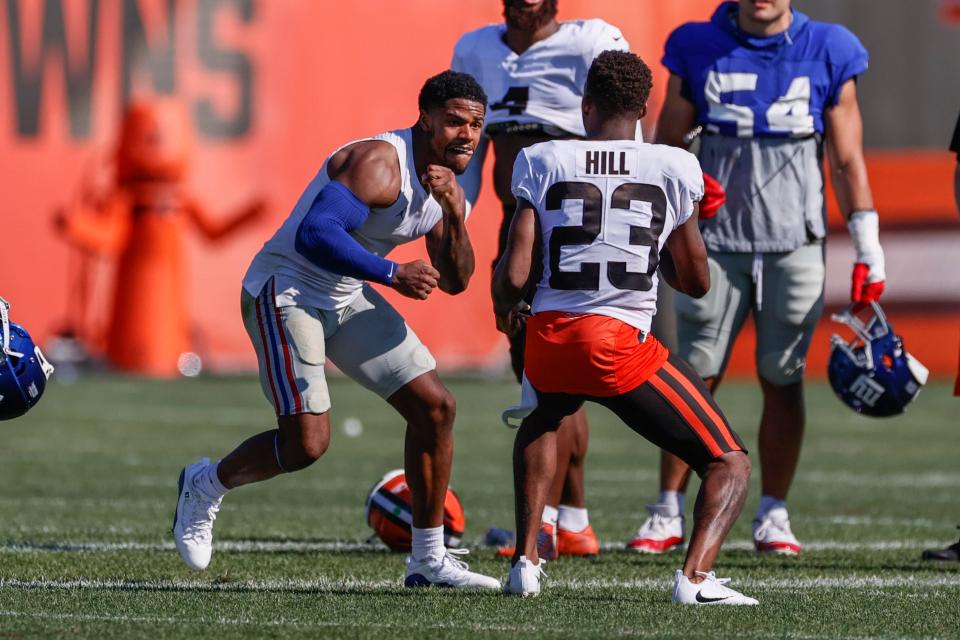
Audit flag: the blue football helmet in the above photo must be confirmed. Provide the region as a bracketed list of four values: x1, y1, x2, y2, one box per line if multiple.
[0, 297, 55, 421]
[828, 302, 927, 418]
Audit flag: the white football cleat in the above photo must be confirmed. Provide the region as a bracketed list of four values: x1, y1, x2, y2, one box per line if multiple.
[672, 570, 758, 606]
[404, 549, 500, 590]
[504, 555, 547, 597]
[753, 507, 801, 556]
[172, 458, 222, 571]
[626, 504, 685, 554]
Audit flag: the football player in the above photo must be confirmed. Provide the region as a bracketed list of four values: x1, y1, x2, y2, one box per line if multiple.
[172, 71, 500, 590]
[628, 0, 886, 556]
[451, 0, 630, 558]
[494, 50, 756, 604]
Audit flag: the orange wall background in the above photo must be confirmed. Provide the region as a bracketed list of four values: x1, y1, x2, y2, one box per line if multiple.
[1, 0, 956, 377]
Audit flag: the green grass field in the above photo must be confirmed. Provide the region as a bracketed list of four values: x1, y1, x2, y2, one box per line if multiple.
[0, 374, 958, 639]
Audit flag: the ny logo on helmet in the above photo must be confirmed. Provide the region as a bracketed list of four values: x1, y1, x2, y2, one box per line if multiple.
[849, 374, 884, 407]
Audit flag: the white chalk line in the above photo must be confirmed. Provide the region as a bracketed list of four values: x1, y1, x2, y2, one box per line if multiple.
[0, 575, 958, 593]
[0, 538, 952, 554]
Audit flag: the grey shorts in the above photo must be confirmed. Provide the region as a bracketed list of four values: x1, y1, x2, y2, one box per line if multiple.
[675, 243, 825, 385]
[241, 279, 437, 415]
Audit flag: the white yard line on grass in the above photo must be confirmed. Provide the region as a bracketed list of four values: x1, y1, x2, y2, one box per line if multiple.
[0, 539, 950, 553]
[1, 575, 958, 593]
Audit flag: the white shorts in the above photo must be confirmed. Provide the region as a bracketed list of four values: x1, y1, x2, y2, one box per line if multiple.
[241, 278, 437, 415]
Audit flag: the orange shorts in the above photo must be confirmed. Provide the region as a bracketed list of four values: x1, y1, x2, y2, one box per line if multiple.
[524, 311, 669, 397]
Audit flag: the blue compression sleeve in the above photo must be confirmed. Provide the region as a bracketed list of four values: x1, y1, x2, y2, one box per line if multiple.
[294, 181, 397, 285]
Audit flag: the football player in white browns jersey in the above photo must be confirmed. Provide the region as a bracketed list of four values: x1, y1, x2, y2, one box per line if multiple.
[494, 51, 757, 604]
[451, 0, 630, 560]
[171, 71, 500, 591]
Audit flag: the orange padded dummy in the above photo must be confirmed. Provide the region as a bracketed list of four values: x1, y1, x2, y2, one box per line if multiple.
[57, 99, 265, 377]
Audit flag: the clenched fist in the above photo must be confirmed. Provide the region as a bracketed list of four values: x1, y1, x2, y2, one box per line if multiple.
[421, 165, 465, 215]
[392, 259, 440, 300]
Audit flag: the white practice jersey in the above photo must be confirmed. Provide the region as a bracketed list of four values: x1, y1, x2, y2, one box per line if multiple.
[512, 139, 704, 332]
[243, 129, 443, 310]
[451, 19, 628, 137]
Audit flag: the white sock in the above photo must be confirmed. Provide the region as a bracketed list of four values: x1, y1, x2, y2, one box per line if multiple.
[756, 495, 786, 519]
[194, 461, 229, 499]
[541, 505, 559, 526]
[659, 490, 684, 517]
[558, 505, 589, 532]
[411, 525, 445, 563]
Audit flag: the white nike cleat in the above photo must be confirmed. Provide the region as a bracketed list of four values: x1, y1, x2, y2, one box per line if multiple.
[404, 549, 501, 590]
[172, 457, 222, 571]
[672, 570, 758, 606]
[504, 555, 547, 597]
[626, 504, 685, 554]
[753, 507, 801, 556]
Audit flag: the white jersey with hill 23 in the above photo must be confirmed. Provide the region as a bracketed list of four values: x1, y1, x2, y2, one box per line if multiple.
[511, 139, 704, 333]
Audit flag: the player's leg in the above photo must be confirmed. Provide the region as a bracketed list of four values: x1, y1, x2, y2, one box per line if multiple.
[387, 372, 455, 532]
[497, 199, 595, 558]
[173, 282, 332, 570]
[554, 408, 599, 556]
[327, 285, 498, 589]
[597, 353, 756, 605]
[751, 243, 825, 555]
[629, 254, 751, 553]
[506, 391, 584, 596]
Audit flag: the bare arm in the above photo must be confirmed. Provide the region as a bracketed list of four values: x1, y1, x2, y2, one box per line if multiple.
[660, 204, 710, 298]
[492, 198, 537, 333]
[424, 165, 475, 295]
[825, 79, 886, 306]
[824, 79, 874, 217]
[654, 75, 698, 148]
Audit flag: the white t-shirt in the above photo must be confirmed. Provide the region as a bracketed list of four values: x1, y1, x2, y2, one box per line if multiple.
[451, 19, 629, 137]
[242, 128, 443, 310]
[512, 139, 704, 332]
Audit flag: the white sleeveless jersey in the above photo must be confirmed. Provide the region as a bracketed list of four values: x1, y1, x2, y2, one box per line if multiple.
[451, 19, 628, 136]
[512, 140, 704, 332]
[242, 128, 442, 310]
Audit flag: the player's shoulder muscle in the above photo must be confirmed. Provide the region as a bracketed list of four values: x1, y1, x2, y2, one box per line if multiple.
[326, 140, 401, 207]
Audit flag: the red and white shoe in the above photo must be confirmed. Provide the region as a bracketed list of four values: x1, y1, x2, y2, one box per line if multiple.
[626, 504, 684, 554]
[495, 522, 558, 560]
[557, 524, 599, 557]
[753, 507, 801, 556]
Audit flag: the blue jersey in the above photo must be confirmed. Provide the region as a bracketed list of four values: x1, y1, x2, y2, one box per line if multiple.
[664, 2, 868, 138]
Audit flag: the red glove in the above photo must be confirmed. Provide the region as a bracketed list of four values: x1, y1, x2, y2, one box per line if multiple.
[847, 210, 886, 311]
[851, 263, 885, 310]
[700, 173, 726, 220]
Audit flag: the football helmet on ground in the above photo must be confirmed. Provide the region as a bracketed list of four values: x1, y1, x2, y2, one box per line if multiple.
[828, 302, 927, 417]
[0, 297, 54, 421]
[365, 469, 465, 552]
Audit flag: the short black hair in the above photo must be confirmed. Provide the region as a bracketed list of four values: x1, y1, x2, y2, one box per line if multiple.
[418, 70, 488, 112]
[584, 50, 653, 117]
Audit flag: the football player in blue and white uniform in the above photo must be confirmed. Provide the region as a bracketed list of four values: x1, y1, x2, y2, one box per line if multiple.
[629, 0, 887, 556]
[172, 71, 500, 590]
[451, 0, 630, 559]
